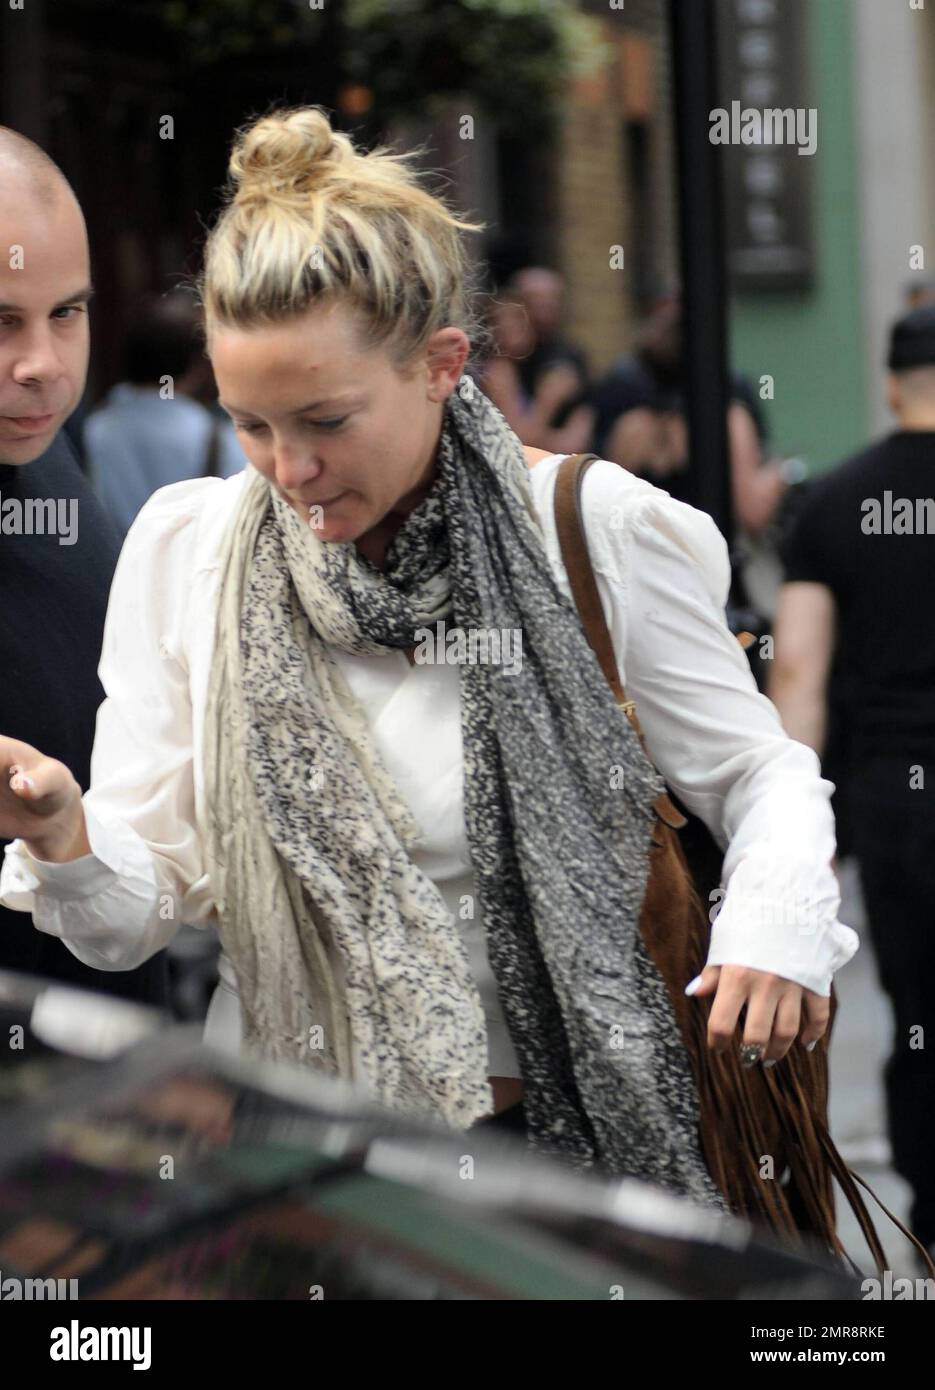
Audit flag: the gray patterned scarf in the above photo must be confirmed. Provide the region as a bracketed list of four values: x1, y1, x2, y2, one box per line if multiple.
[202, 377, 724, 1207]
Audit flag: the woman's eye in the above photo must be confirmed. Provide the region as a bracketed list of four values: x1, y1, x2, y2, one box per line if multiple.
[235, 421, 266, 435]
[306, 416, 347, 431]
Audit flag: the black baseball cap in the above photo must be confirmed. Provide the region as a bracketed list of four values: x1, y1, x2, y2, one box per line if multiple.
[888, 305, 935, 371]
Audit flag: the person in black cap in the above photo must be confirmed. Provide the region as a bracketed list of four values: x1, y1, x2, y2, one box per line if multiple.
[0, 126, 167, 1006]
[769, 303, 935, 1262]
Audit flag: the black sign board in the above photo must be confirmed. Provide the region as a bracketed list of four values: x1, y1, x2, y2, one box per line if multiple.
[715, 0, 816, 290]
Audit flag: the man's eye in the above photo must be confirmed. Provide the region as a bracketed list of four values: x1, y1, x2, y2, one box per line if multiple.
[52, 306, 87, 320]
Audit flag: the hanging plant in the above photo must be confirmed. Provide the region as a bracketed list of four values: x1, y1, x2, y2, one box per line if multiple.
[343, 0, 609, 134]
[160, 0, 305, 59]
[160, 0, 610, 136]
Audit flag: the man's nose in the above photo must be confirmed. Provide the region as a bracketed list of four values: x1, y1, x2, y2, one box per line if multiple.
[12, 323, 65, 386]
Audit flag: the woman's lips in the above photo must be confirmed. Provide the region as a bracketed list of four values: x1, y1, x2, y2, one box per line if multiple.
[302, 492, 346, 507]
[3, 413, 56, 434]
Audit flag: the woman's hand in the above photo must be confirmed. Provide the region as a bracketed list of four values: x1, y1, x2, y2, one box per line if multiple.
[0, 736, 89, 862]
[688, 963, 829, 1064]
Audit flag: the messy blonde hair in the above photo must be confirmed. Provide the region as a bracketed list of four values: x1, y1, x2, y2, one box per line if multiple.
[200, 105, 490, 374]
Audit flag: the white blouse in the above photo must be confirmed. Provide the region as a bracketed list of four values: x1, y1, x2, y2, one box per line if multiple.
[0, 454, 859, 1088]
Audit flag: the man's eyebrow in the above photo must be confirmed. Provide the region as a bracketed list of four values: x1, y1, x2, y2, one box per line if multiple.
[0, 284, 96, 313]
[54, 284, 95, 310]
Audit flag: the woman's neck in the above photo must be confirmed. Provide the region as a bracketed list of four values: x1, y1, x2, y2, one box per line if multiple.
[355, 439, 441, 570]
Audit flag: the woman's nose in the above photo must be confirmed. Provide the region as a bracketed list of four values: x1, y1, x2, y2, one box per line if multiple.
[273, 442, 323, 492]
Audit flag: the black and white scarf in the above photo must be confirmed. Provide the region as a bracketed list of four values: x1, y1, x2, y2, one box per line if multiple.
[202, 376, 724, 1207]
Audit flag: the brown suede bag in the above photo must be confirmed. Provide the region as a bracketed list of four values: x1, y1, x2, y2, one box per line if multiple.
[554, 451, 934, 1275]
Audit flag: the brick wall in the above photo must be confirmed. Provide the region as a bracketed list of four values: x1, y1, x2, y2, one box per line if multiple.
[553, 6, 674, 380]
[554, 38, 632, 378]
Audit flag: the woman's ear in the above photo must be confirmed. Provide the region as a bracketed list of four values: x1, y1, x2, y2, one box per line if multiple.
[425, 328, 470, 401]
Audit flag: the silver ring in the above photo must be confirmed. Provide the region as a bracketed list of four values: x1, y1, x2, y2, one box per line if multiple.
[740, 1043, 765, 1068]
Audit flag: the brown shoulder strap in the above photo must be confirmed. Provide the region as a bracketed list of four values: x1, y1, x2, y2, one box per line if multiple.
[553, 451, 687, 829]
[553, 453, 627, 704]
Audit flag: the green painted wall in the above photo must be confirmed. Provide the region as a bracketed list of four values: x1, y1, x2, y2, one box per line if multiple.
[729, 0, 867, 477]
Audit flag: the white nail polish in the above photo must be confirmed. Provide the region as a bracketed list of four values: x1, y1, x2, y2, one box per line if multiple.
[684, 975, 703, 996]
[806, 1040, 818, 1052]
[763, 1059, 777, 1069]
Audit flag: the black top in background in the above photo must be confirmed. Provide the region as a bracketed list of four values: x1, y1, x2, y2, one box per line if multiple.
[781, 431, 935, 789]
[0, 431, 168, 1004]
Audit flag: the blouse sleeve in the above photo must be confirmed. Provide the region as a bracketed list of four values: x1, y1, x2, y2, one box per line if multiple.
[0, 479, 220, 971]
[578, 465, 858, 997]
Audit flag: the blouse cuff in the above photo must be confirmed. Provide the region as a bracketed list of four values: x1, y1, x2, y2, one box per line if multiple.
[706, 849, 859, 996]
[0, 804, 158, 920]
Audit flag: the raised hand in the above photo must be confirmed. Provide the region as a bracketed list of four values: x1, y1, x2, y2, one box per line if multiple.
[0, 737, 89, 862]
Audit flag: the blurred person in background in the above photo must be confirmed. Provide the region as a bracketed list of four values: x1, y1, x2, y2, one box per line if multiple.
[0, 127, 167, 1006]
[769, 304, 935, 1261]
[590, 292, 789, 538]
[478, 292, 594, 454]
[487, 266, 595, 454]
[85, 290, 245, 538]
[903, 277, 935, 312]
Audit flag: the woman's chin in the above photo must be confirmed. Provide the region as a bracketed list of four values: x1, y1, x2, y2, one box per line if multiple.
[310, 514, 364, 545]
[305, 500, 363, 544]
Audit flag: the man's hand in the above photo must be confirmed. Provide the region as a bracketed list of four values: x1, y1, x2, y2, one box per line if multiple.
[688, 963, 829, 1063]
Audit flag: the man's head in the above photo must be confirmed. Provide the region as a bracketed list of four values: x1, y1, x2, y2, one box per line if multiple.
[636, 293, 683, 381]
[0, 128, 91, 465]
[903, 277, 935, 313]
[122, 292, 209, 397]
[886, 306, 935, 428]
[507, 267, 565, 340]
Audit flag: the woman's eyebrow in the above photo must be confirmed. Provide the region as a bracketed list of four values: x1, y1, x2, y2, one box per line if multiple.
[290, 394, 363, 414]
[218, 394, 363, 417]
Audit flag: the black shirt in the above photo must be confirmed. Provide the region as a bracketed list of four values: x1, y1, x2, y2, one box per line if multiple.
[515, 335, 591, 430]
[0, 432, 168, 1003]
[780, 430, 935, 773]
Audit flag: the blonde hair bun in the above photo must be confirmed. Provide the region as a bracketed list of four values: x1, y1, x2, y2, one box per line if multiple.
[202, 103, 490, 371]
[229, 107, 348, 203]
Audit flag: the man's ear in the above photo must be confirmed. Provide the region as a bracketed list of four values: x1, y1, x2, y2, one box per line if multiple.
[886, 372, 902, 418]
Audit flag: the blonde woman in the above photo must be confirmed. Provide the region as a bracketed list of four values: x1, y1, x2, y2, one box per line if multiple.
[0, 108, 857, 1206]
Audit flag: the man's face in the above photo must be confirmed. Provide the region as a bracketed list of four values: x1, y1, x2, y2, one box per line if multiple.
[515, 271, 563, 338]
[0, 186, 91, 465]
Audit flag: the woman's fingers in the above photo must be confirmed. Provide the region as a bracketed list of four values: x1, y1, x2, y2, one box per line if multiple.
[0, 736, 43, 778]
[763, 987, 802, 1063]
[0, 738, 79, 823]
[704, 965, 752, 1054]
[799, 989, 832, 1049]
[697, 965, 809, 1064]
[685, 964, 720, 997]
[8, 759, 67, 810]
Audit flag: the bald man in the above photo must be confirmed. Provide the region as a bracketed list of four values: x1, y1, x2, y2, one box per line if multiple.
[0, 127, 167, 1005]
